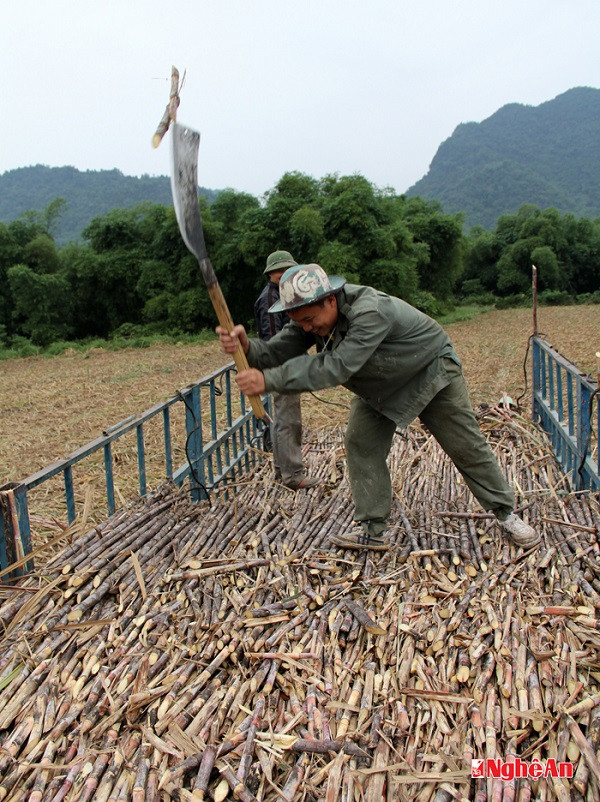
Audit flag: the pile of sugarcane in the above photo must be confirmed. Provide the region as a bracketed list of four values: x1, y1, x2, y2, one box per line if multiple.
[1, 406, 599, 801]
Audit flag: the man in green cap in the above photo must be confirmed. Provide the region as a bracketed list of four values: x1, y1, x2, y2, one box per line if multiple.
[218, 264, 540, 551]
[253, 251, 318, 490]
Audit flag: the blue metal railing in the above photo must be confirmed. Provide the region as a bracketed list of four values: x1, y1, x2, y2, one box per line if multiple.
[0, 362, 271, 574]
[532, 336, 599, 491]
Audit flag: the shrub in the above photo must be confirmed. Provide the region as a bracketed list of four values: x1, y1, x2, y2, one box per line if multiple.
[107, 336, 153, 351]
[460, 278, 484, 296]
[461, 292, 497, 306]
[411, 291, 445, 318]
[538, 290, 575, 306]
[495, 294, 529, 310]
[0, 336, 42, 358]
[45, 340, 81, 356]
[575, 291, 600, 305]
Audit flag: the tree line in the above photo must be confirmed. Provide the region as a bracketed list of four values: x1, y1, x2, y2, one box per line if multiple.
[1, 172, 599, 348]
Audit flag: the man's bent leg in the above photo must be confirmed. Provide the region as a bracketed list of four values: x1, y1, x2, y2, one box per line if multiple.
[344, 397, 397, 535]
[419, 360, 515, 516]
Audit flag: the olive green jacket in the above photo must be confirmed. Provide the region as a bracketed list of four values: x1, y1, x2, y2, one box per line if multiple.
[246, 284, 460, 428]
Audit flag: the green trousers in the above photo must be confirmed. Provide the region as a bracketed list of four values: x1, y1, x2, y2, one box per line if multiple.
[272, 392, 304, 485]
[344, 360, 515, 536]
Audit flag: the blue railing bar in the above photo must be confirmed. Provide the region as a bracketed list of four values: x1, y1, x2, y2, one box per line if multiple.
[540, 350, 547, 400]
[185, 385, 206, 502]
[207, 383, 218, 487]
[215, 436, 223, 481]
[225, 372, 233, 427]
[104, 442, 116, 516]
[210, 380, 218, 440]
[137, 423, 147, 498]
[244, 418, 251, 472]
[556, 364, 563, 421]
[567, 373, 574, 436]
[163, 408, 173, 479]
[211, 374, 225, 482]
[532, 340, 541, 403]
[103, 414, 136, 437]
[64, 465, 75, 525]
[233, 429, 240, 466]
[548, 356, 555, 411]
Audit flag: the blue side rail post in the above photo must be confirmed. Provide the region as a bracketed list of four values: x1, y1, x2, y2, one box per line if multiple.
[532, 336, 599, 491]
[0, 362, 272, 577]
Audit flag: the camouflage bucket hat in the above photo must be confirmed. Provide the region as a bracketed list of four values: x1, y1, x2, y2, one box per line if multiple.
[263, 250, 298, 275]
[268, 264, 346, 312]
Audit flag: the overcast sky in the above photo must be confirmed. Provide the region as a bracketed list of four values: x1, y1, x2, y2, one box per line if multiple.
[2, 1, 599, 198]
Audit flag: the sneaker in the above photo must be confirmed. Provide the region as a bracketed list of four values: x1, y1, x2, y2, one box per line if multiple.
[330, 532, 390, 551]
[285, 476, 320, 490]
[499, 513, 540, 548]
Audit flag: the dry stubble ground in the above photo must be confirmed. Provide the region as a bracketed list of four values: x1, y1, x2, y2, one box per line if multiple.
[1, 305, 598, 550]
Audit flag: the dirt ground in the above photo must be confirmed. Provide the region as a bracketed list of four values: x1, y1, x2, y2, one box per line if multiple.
[1, 305, 598, 542]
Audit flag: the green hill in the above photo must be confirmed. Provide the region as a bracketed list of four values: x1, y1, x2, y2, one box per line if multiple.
[0, 165, 219, 245]
[406, 86, 600, 229]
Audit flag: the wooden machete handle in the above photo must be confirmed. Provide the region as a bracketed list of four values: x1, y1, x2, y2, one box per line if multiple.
[207, 283, 269, 421]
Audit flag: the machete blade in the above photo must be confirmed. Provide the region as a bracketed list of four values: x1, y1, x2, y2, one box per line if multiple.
[171, 122, 208, 263]
[170, 122, 269, 421]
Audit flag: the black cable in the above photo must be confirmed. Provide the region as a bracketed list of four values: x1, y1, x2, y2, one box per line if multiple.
[516, 332, 545, 411]
[259, 423, 272, 453]
[176, 391, 212, 504]
[307, 390, 409, 443]
[577, 386, 599, 487]
[214, 373, 225, 396]
[308, 391, 351, 410]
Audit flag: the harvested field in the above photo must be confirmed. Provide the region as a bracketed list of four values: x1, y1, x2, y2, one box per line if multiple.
[1, 407, 600, 800]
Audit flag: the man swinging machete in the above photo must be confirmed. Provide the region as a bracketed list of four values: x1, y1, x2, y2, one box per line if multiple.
[217, 264, 540, 552]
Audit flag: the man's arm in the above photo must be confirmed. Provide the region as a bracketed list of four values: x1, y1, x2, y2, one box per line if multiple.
[217, 322, 312, 364]
[216, 322, 312, 397]
[263, 307, 393, 393]
[246, 323, 314, 369]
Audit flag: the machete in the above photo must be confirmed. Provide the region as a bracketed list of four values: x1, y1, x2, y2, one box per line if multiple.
[170, 122, 269, 421]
